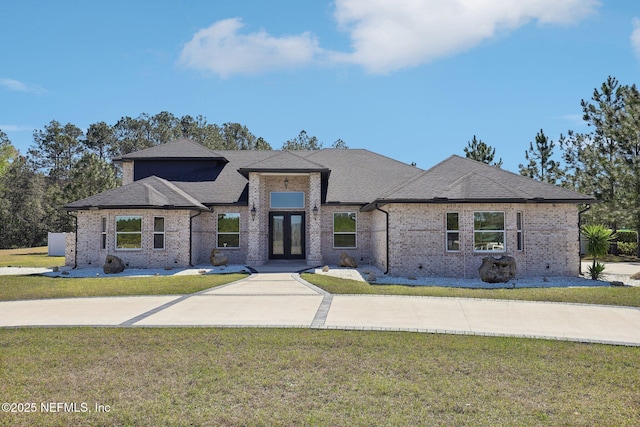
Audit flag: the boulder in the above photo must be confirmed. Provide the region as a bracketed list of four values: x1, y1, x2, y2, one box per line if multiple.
[367, 272, 377, 282]
[210, 249, 229, 266]
[103, 255, 126, 274]
[338, 252, 358, 268]
[478, 256, 516, 283]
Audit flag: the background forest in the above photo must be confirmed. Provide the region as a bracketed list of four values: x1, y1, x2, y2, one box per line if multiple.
[0, 77, 639, 256]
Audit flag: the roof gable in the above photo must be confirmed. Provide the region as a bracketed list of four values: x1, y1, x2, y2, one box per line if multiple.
[364, 155, 595, 208]
[116, 138, 226, 161]
[237, 151, 330, 177]
[64, 176, 209, 211]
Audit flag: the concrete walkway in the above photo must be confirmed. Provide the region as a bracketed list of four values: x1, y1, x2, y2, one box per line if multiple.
[1, 271, 640, 346]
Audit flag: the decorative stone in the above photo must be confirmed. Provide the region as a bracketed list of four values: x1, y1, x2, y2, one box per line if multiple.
[322, 265, 330, 273]
[478, 256, 517, 283]
[610, 281, 625, 287]
[338, 252, 358, 268]
[367, 272, 377, 282]
[631, 272, 640, 280]
[103, 255, 126, 274]
[210, 249, 229, 266]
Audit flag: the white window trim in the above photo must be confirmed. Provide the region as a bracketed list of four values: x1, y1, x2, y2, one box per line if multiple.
[516, 211, 524, 252]
[153, 216, 165, 250]
[101, 217, 107, 250]
[115, 215, 143, 251]
[473, 211, 506, 253]
[217, 213, 241, 249]
[445, 212, 460, 252]
[333, 211, 357, 249]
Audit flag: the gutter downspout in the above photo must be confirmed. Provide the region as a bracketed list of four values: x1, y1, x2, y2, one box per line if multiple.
[375, 204, 390, 274]
[189, 210, 203, 267]
[67, 211, 78, 269]
[578, 205, 591, 275]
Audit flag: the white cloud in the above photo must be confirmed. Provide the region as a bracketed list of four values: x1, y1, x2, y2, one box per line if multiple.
[179, 18, 324, 77]
[632, 18, 640, 58]
[0, 78, 43, 93]
[179, 0, 600, 77]
[332, 0, 600, 74]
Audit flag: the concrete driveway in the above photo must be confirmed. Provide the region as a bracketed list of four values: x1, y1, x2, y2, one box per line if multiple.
[1, 271, 640, 346]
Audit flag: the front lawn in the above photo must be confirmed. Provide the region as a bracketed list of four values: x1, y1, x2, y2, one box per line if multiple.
[0, 328, 638, 426]
[0, 274, 247, 301]
[0, 247, 64, 268]
[302, 273, 640, 307]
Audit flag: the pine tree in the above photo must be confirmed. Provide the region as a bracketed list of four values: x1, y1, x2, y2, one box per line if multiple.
[519, 129, 562, 184]
[463, 135, 502, 167]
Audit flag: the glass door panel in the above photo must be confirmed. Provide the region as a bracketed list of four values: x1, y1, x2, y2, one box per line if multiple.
[269, 212, 305, 259]
[290, 215, 303, 255]
[272, 215, 284, 255]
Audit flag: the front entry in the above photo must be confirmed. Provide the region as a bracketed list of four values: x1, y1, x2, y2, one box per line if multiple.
[269, 212, 305, 259]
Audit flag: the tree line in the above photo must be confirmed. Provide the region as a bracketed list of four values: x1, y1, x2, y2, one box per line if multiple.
[0, 112, 346, 248]
[2, 77, 639, 255]
[463, 76, 640, 256]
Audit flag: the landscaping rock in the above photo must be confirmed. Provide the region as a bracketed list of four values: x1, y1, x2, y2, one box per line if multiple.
[610, 281, 625, 287]
[210, 249, 229, 266]
[478, 256, 517, 283]
[322, 265, 330, 272]
[338, 252, 358, 268]
[103, 255, 126, 274]
[367, 272, 377, 282]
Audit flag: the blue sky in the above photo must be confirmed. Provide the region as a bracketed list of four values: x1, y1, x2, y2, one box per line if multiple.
[1, 0, 639, 171]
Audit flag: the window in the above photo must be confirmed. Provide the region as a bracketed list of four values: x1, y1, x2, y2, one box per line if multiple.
[473, 212, 505, 252]
[270, 192, 305, 209]
[153, 217, 165, 249]
[101, 217, 107, 250]
[516, 212, 524, 251]
[334, 212, 357, 248]
[446, 212, 459, 251]
[217, 213, 240, 248]
[116, 216, 142, 250]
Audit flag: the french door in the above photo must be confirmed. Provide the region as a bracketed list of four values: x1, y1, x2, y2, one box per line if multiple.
[269, 212, 305, 259]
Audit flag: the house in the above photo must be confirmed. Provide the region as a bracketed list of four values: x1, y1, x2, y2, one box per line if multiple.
[64, 138, 595, 278]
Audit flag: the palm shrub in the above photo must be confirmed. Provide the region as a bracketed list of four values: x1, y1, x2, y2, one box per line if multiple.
[581, 224, 616, 280]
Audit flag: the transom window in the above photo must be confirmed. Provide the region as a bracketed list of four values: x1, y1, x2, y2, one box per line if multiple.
[334, 212, 357, 248]
[270, 192, 305, 209]
[473, 212, 505, 252]
[217, 213, 240, 248]
[116, 216, 142, 250]
[446, 212, 460, 252]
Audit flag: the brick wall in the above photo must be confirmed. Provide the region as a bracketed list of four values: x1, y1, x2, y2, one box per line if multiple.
[382, 203, 580, 279]
[319, 206, 372, 266]
[191, 208, 249, 266]
[71, 209, 193, 269]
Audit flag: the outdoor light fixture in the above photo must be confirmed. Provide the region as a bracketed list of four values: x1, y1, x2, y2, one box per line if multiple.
[284, 177, 289, 189]
[312, 202, 319, 217]
[251, 202, 257, 219]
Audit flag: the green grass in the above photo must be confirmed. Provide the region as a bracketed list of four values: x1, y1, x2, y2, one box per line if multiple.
[0, 247, 64, 268]
[302, 273, 640, 307]
[0, 328, 638, 426]
[0, 274, 247, 301]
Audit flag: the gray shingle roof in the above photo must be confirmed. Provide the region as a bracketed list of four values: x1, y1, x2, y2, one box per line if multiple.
[115, 138, 226, 160]
[64, 176, 209, 211]
[66, 141, 595, 211]
[238, 151, 330, 177]
[362, 155, 595, 210]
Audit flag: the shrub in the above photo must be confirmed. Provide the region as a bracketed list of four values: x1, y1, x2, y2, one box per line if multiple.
[587, 262, 607, 280]
[581, 224, 616, 280]
[617, 230, 638, 244]
[617, 242, 638, 256]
